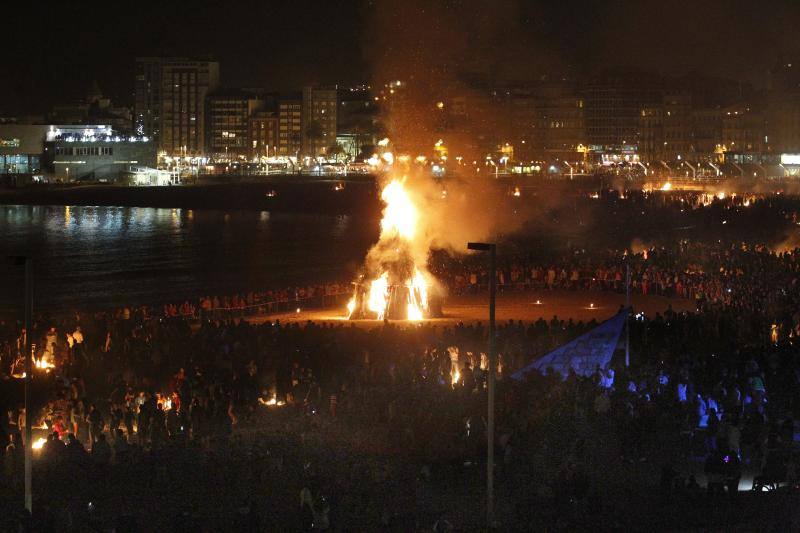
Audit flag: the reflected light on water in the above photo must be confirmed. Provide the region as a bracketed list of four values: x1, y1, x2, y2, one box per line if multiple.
[0, 206, 376, 312]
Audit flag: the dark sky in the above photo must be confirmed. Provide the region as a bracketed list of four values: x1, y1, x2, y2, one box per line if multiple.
[3, 0, 800, 114]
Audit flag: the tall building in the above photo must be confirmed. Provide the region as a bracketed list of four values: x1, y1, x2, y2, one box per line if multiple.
[160, 60, 220, 156]
[278, 96, 302, 156]
[206, 91, 264, 159]
[661, 90, 693, 160]
[302, 86, 338, 156]
[337, 86, 379, 159]
[249, 110, 279, 158]
[530, 82, 585, 161]
[721, 102, 764, 155]
[134, 58, 164, 137]
[638, 105, 663, 163]
[508, 92, 536, 159]
[134, 57, 220, 156]
[765, 95, 800, 153]
[585, 68, 661, 150]
[766, 60, 800, 153]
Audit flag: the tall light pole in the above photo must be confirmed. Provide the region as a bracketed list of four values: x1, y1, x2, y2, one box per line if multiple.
[625, 255, 631, 368]
[7, 256, 33, 512]
[467, 241, 496, 527]
[564, 160, 574, 180]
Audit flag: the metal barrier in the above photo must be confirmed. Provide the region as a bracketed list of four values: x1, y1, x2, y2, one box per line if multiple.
[185, 291, 353, 319]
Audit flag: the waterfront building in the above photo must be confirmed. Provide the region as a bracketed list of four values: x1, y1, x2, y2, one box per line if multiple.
[302, 86, 338, 157]
[207, 90, 265, 160]
[530, 81, 585, 162]
[134, 57, 220, 156]
[0, 123, 154, 181]
[585, 68, 661, 152]
[249, 110, 279, 159]
[0, 124, 47, 176]
[44, 125, 155, 181]
[278, 96, 302, 156]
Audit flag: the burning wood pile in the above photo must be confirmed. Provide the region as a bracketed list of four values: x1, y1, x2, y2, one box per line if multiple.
[346, 176, 441, 320]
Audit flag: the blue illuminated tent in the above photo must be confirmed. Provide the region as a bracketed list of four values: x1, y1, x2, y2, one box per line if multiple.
[511, 311, 627, 381]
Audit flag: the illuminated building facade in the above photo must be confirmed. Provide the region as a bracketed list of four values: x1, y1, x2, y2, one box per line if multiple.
[134, 58, 220, 156]
[302, 86, 338, 156]
[0, 124, 155, 181]
[530, 82, 585, 161]
[585, 68, 661, 151]
[45, 125, 155, 181]
[207, 91, 264, 159]
[0, 125, 47, 175]
[278, 97, 302, 156]
[249, 111, 279, 158]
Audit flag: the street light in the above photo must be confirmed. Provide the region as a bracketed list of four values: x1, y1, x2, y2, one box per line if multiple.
[625, 253, 631, 368]
[466, 241, 496, 527]
[6, 256, 33, 512]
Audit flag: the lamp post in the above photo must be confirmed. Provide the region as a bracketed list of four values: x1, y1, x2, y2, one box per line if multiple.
[467, 241, 496, 527]
[625, 254, 631, 368]
[564, 160, 574, 180]
[7, 256, 33, 512]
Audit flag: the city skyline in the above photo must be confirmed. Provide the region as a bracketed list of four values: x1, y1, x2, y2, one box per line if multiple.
[4, 0, 800, 114]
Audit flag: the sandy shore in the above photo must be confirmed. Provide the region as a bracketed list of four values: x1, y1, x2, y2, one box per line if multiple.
[251, 289, 695, 326]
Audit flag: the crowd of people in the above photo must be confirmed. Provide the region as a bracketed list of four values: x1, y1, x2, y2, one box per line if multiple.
[2, 202, 800, 528]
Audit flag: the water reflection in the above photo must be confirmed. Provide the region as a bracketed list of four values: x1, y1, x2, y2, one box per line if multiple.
[0, 206, 377, 313]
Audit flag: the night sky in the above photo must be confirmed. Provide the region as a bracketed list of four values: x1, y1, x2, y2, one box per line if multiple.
[3, 0, 800, 114]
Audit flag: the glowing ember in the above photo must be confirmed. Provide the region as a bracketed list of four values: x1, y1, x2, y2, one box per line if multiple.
[259, 394, 286, 407]
[32, 438, 47, 450]
[157, 393, 173, 411]
[34, 358, 54, 370]
[661, 182, 672, 191]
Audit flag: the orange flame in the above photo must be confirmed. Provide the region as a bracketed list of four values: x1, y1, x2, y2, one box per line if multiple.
[346, 176, 431, 320]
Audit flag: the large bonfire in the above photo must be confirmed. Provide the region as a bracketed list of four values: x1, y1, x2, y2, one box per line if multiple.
[347, 174, 436, 320]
